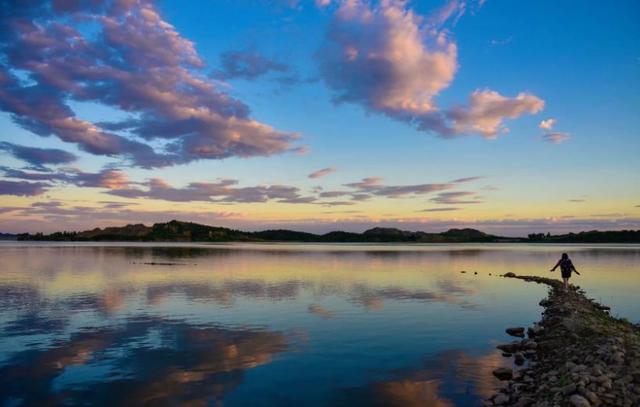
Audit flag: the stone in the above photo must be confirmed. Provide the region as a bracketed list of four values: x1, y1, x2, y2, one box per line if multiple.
[514, 352, 526, 366]
[514, 397, 534, 407]
[562, 383, 577, 395]
[493, 367, 513, 381]
[578, 389, 599, 405]
[493, 393, 509, 405]
[497, 343, 520, 353]
[569, 394, 591, 407]
[504, 272, 516, 278]
[506, 327, 526, 337]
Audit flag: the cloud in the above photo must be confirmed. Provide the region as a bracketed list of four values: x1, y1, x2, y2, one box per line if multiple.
[451, 176, 484, 183]
[318, 0, 544, 138]
[420, 207, 460, 212]
[213, 50, 289, 80]
[308, 167, 337, 179]
[319, 0, 457, 119]
[428, 0, 467, 27]
[489, 36, 513, 46]
[0, 180, 50, 196]
[446, 90, 544, 137]
[567, 199, 585, 203]
[0, 166, 133, 191]
[0, 1, 298, 168]
[107, 177, 318, 204]
[0, 142, 77, 169]
[542, 132, 570, 144]
[345, 176, 455, 198]
[430, 191, 483, 204]
[539, 118, 556, 130]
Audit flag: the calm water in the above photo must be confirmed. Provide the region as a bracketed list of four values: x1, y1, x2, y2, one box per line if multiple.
[0, 243, 638, 406]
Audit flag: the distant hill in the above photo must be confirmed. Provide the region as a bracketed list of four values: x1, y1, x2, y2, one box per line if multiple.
[14, 220, 640, 243]
[0, 233, 16, 240]
[527, 230, 640, 243]
[16, 220, 508, 243]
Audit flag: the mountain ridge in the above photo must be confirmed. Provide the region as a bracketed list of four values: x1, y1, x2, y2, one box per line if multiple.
[12, 220, 640, 243]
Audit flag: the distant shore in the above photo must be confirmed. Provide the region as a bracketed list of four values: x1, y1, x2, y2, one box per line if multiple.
[486, 274, 640, 406]
[8, 220, 640, 244]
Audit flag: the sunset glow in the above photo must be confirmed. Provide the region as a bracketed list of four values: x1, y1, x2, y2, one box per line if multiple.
[1, 0, 638, 235]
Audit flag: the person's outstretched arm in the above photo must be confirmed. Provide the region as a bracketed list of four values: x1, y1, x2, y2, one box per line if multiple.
[550, 260, 560, 272]
[572, 262, 581, 275]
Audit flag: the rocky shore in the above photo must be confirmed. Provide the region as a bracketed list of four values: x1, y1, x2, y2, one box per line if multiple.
[486, 273, 640, 407]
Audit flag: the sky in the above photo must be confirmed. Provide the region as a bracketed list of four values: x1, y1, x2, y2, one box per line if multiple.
[0, 0, 638, 236]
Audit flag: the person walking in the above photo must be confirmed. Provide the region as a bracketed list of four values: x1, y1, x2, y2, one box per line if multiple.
[550, 253, 580, 290]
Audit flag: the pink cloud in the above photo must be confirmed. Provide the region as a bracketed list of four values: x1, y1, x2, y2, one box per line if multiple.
[318, 0, 545, 138]
[320, 0, 458, 116]
[447, 90, 545, 138]
[308, 167, 337, 179]
[542, 132, 570, 144]
[0, 1, 298, 168]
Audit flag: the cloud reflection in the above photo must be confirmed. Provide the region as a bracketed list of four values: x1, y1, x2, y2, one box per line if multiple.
[336, 349, 508, 406]
[0, 317, 289, 405]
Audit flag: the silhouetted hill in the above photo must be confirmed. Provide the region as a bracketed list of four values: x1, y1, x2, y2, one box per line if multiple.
[527, 230, 640, 243]
[0, 233, 16, 240]
[14, 220, 640, 243]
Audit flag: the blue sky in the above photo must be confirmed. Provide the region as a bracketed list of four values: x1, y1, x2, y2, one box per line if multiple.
[0, 0, 638, 235]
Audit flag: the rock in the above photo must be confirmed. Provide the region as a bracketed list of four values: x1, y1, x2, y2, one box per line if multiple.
[504, 272, 516, 278]
[474, 271, 478, 275]
[493, 393, 509, 405]
[578, 389, 599, 405]
[460, 270, 467, 273]
[514, 397, 534, 407]
[527, 324, 544, 338]
[497, 342, 520, 353]
[562, 383, 577, 395]
[506, 327, 526, 337]
[493, 367, 513, 381]
[569, 394, 591, 407]
[514, 352, 525, 365]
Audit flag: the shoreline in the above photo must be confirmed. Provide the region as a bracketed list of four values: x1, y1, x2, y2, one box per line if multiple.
[487, 274, 640, 406]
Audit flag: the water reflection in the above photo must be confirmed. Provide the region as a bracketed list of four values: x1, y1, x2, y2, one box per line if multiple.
[0, 243, 638, 406]
[336, 350, 508, 406]
[0, 317, 288, 406]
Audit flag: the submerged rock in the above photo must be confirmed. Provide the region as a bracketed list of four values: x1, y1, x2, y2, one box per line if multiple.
[506, 327, 525, 337]
[493, 367, 513, 380]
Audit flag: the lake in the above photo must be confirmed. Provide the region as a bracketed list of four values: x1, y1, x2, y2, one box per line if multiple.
[0, 242, 638, 406]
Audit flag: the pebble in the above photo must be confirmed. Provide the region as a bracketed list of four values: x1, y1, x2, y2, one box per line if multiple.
[488, 274, 639, 407]
[493, 367, 513, 381]
[569, 394, 591, 407]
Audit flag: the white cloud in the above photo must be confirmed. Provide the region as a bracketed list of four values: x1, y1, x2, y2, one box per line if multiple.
[539, 118, 556, 130]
